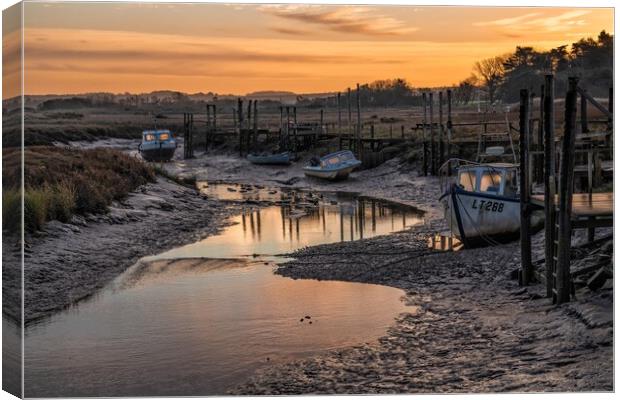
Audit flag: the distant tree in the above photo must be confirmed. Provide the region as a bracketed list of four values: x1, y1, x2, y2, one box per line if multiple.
[454, 74, 478, 105]
[473, 56, 505, 104]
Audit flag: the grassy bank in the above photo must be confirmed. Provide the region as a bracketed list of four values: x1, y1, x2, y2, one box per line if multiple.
[3, 146, 155, 233]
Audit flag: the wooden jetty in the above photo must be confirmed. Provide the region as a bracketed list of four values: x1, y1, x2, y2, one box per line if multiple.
[519, 75, 613, 304]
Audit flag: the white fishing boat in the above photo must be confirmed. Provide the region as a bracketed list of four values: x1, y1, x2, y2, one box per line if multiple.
[303, 150, 361, 180]
[439, 159, 521, 246]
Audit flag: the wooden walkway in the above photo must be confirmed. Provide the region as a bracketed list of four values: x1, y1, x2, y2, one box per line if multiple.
[530, 193, 613, 219]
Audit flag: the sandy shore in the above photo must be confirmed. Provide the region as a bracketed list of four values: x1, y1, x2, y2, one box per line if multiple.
[4, 177, 237, 325]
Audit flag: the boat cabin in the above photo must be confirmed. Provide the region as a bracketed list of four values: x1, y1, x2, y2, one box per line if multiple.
[320, 150, 356, 168]
[142, 130, 173, 142]
[456, 163, 519, 198]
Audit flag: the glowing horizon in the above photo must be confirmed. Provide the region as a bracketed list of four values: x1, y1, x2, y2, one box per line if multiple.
[2, 3, 614, 98]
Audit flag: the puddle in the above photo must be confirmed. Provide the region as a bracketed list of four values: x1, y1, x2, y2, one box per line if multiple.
[428, 234, 464, 252]
[156, 182, 425, 260]
[24, 183, 423, 397]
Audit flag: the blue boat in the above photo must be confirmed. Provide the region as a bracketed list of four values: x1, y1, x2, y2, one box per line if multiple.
[139, 129, 177, 162]
[247, 152, 291, 165]
[303, 150, 361, 180]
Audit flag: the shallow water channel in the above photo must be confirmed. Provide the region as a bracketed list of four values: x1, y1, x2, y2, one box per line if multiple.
[24, 183, 424, 397]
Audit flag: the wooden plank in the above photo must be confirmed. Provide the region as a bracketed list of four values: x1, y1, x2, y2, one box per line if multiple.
[531, 193, 613, 217]
[575, 86, 612, 118]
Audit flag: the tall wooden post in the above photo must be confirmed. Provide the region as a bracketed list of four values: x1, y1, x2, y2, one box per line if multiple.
[293, 106, 298, 153]
[212, 104, 217, 131]
[237, 98, 243, 156]
[205, 105, 211, 151]
[580, 89, 589, 133]
[401, 125, 405, 139]
[279, 106, 284, 149]
[337, 92, 342, 135]
[537, 85, 545, 183]
[319, 108, 324, 145]
[246, 100, 252, 152]
[608, 87, 613, 157]
[556, 77, 579, 304]
[439, 91, 444, 168]
[429, 92, 435, 175]
[543, 74, 556, 298]
[285, 106, 290, 151]
[347, 87, 352, 137]
[447, 89, 452, 159]
[519, 89, 532, 285]
[422, 92, 428, 176]
[253, 100, 258, 150]
[356, 83, 362, 158]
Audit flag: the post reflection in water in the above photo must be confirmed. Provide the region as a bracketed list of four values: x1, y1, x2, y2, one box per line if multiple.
[158, 186, 424, 260]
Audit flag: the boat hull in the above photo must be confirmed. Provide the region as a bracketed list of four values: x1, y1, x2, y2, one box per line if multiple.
[139, 143, 177, 162]
[303, 163, 359, 180]
[440, 187, 520, 244]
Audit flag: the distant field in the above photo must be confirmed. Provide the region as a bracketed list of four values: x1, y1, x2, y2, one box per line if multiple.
[3, 97, 610, 148]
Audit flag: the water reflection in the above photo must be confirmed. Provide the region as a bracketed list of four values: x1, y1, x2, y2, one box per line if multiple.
[24, 260, 411, 397]
[24, 182, 423, 397]
[155, 188, 424, 260]
[428, 234, 464, 252]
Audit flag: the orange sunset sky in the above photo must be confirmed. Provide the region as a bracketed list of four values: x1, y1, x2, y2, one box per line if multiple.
[2, 2, 614, 98]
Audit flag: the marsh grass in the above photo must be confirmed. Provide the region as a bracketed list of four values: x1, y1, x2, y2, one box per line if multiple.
[2, 146, 155, 233]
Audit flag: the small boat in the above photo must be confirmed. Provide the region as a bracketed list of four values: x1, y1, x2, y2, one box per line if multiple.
[247, 152, 291, 165]
[303, 150, 361, 180]
[439, 159, 522, 247]
[139, 129, 177, 162]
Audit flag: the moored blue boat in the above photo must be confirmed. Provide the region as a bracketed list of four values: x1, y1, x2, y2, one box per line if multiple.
[303, 150, 361, 180]
[247, 152, 291, 165]
[139, 129, 177, 162]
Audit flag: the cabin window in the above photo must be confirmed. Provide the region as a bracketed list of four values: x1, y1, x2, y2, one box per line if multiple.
[145, 134, 156, 141]
[458, 171, 477, 192]
[326, 157, 340, 165]
[479, 171, 503, 194]
[159, 133, 170, 140]
[503, 170, 518, 197]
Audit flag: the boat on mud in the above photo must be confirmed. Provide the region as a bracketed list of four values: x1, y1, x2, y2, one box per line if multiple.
[139, 129, 177, 162]
[303, 150, 361, 180]
[439, 159, 522, 246]
[247, 151, 291, 165]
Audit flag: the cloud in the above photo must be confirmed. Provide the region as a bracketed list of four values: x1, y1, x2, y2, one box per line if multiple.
[270, 26, 309, 36]
[260, 5, 418, 36]
[474, 10, 592, 33]
[25, 44, 403, 65]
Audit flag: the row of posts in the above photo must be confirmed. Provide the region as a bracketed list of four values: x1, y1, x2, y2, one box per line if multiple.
[421, 90, 453, 176]
[520, 75, 613, 304]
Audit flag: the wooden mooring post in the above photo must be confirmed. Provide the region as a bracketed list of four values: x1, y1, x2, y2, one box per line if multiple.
[555, 77, 579, 304]
[356, 83, 362, 159]
[447, 89, 452, 159]
[237, 98, 243, 156]
[429, 92, 435, 175]
[183, 112, 194, 159]
[422, 92, 428, 176]
[439, 91, 445, 168]
[252, 100, 258, 150]
[580, 88, 589, 134]
[543, 74, 556, 298]
[519, 89, 533, 285]
[337, 92, 342, 149]
[246, 100, 252, 152]
[293, 106, 298, 153]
